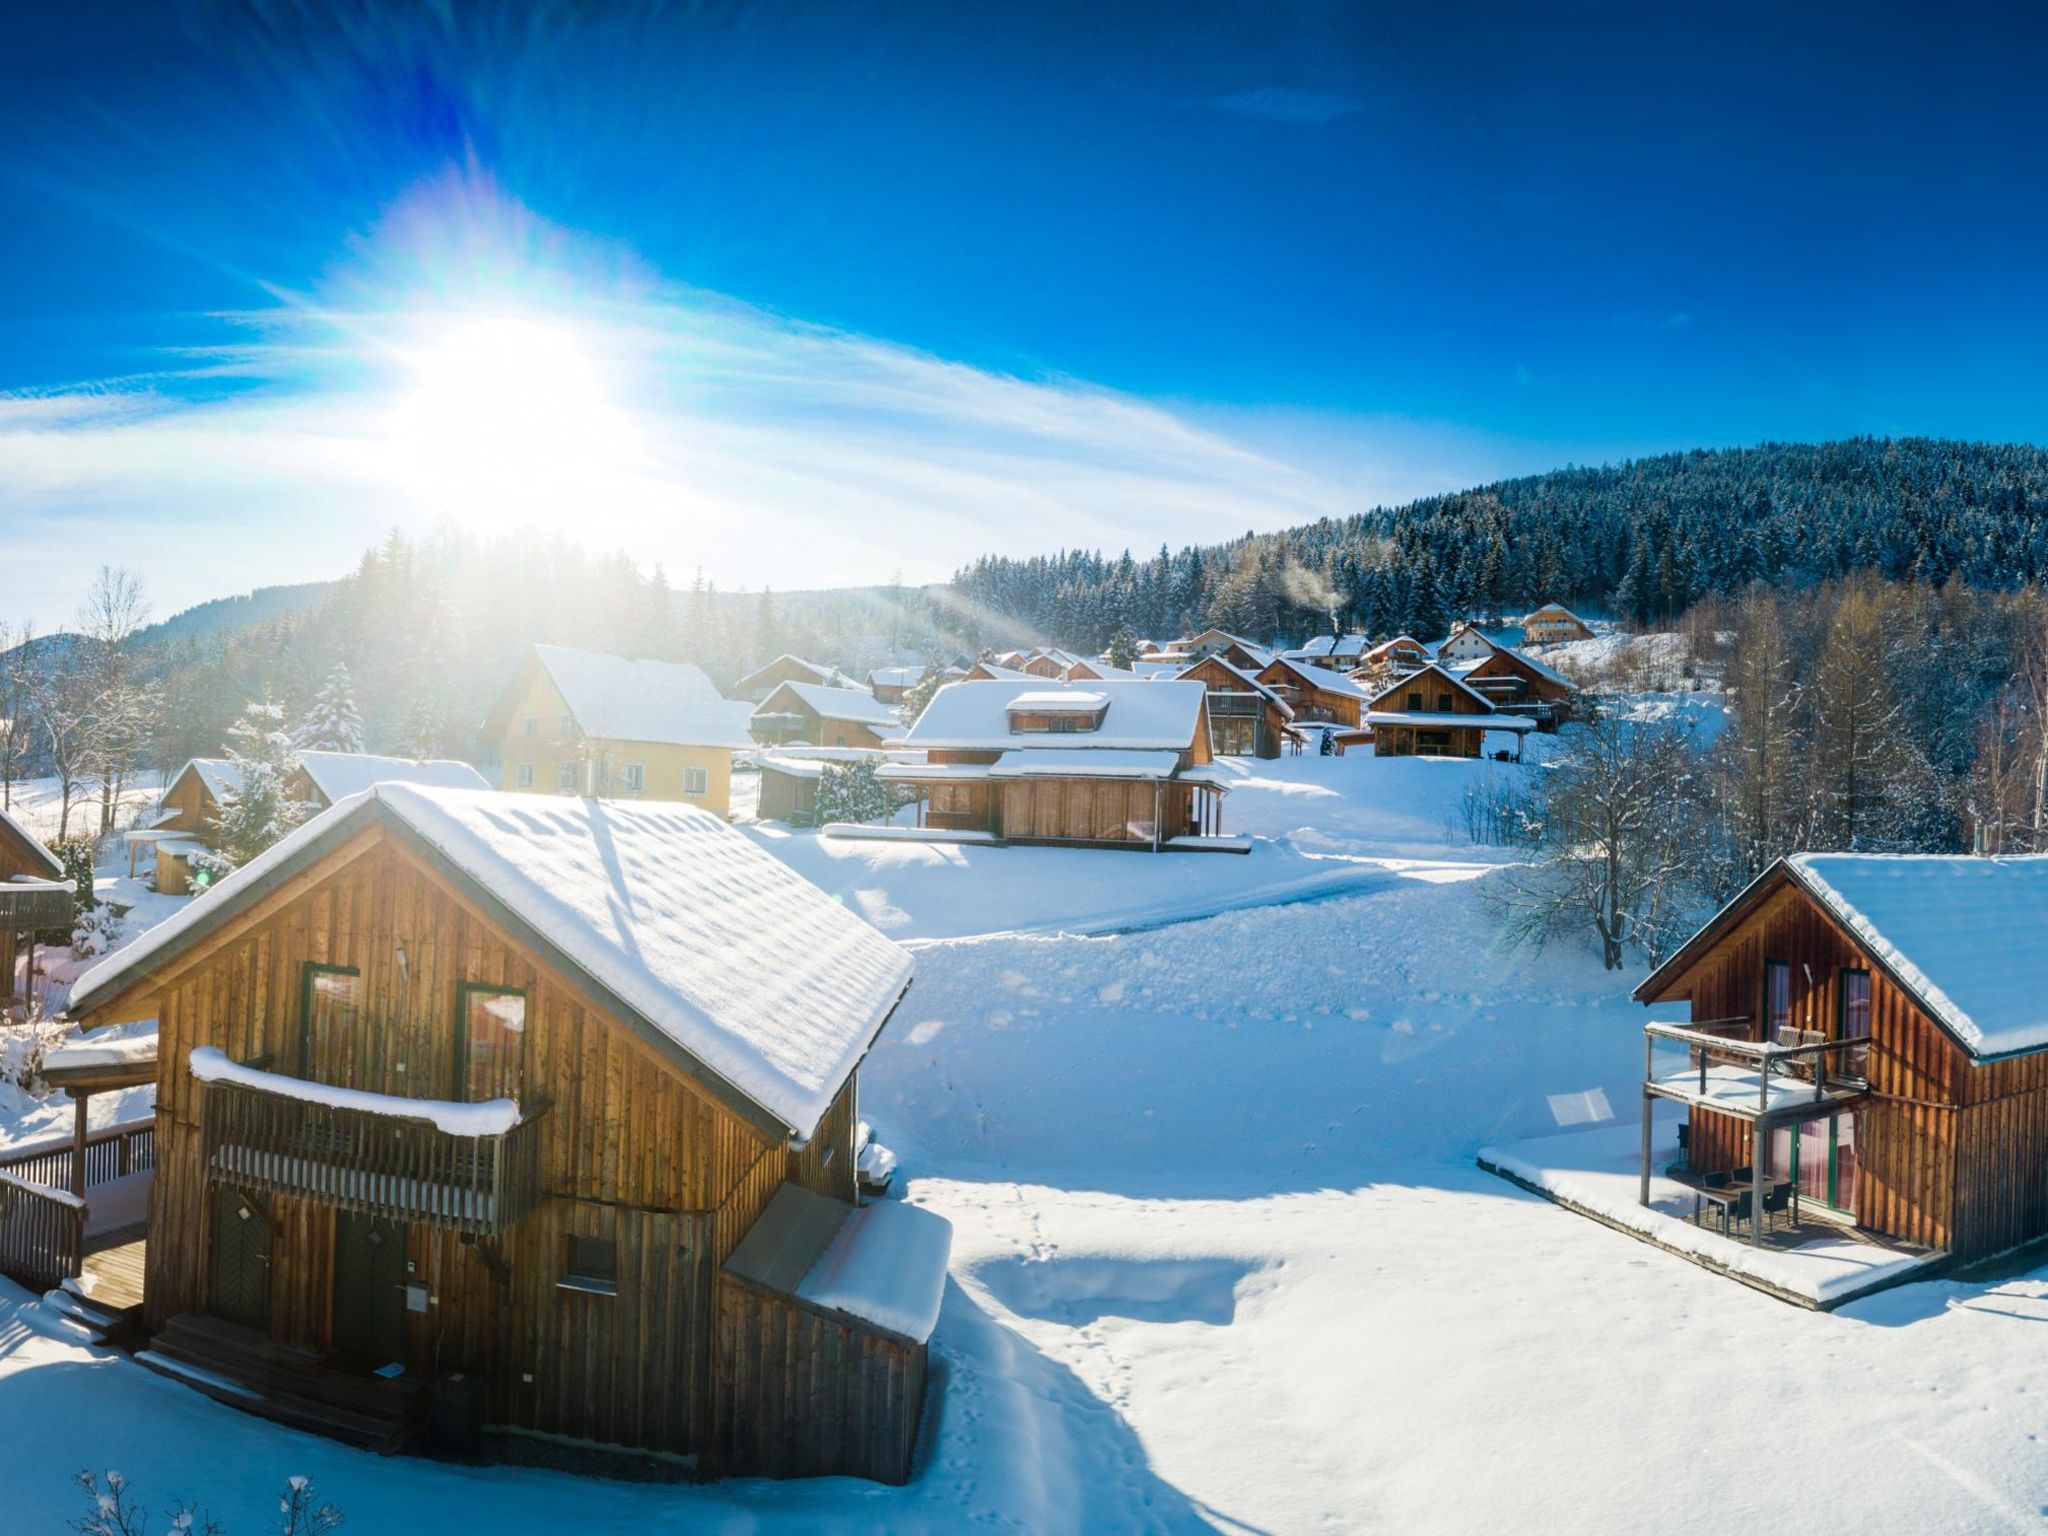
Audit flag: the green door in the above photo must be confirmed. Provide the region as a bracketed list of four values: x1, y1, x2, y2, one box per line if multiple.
[332, 1212, 408, 1366]
[209, 1187, 271, 1331]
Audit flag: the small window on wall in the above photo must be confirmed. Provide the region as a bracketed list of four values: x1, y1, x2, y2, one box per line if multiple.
[521, 716, 540, 739]
[560, 1234, 618, 1296]
[557, 761, 580, 793]
[458, 986, 527, 1102]
[515, 763, 535, 789]
[558, 713, 576, 737]
[1764, 960, 1792, 1043]
[1437, 693, 1453, 712]
[682, 766, 709, 796]
[623, 763, 646, 793]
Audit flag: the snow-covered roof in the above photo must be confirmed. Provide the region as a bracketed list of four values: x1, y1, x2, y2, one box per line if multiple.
[0, 803, 64, 878]
[724, 1180, 951, 1344]
[1783, 854, 2048, 1059]
[297, 751, 489, 803]
[531, 644, 753, 751]
[1367, 710, 1535, 732]
[1262, 657, 1376, 700]
[1481, 642, 1574, 690]
[990, 749, 1183, 779]
[1287, 634, 1368, 662]
[176, 757, 242, 804]
[865, 665, 925, 688]
[70, 784, 914, 1137]
[43, 1019, 158, 1077]
[1008, 689, 1107, 712]
[896, 680, 1207, 752]
[1072, 660, 1142, 682]
[762, 682, 901, 727]
[969, 662, 1036, 681]
[732, 654, 859, 692]
[1523, 603, 1589, 626]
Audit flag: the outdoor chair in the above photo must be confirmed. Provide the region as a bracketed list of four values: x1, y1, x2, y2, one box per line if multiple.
[1704, 1170, 1728, 1189]
[1762, 1181, 1792, 1232]
[1675, 1122, 1690, 1166]
[1724, 1190, 1753, 1237]
[1732, 1165, 1752, 1184]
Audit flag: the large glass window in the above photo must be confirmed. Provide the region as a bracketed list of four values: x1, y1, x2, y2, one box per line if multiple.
[1839, 968, 1872, 1080]
[299, 964, 360, 1081]
[458, 986, 528, 1102]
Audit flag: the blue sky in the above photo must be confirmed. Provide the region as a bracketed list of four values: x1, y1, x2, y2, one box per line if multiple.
[1, 2, 2043, 621]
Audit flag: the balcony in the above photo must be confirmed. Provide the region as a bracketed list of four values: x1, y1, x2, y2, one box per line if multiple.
[1642, 1019, 1868, 1125]
[195, 1053, 548, 1237]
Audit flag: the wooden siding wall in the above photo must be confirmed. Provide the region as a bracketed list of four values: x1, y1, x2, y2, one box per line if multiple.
[712, 1284, 928, 1483]
[121, 826, 863, 1453]
[997, 779, 1195, 843]
[157, 769, 218, 839]
[756, 769, 820, 825]
[1659, 878, 2048, 1258]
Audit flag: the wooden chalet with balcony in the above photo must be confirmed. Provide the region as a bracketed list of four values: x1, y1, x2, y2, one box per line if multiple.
[1364, 663, 1534, 759]
[1431, 626, 1579, 731]
[482, 644, 753, 815]
[749, 681, 901, 749]
[880, 680, 1234, 849]
[1635, 853, 2048, 1264]
[1359, 635, 1430, 677]
[1253, 655, 1375, 730]
[1173, 655, 1294, 758]
[0, 804, 70, 1012]
[63, 783, 947, 1481]
[1520, 603, 1594, 645]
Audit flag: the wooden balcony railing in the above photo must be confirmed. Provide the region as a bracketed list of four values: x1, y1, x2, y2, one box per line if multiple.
[1643, 1019, 1869, 1122]
[0, 1117, 155, 1293]
[201, 1079, 549, 1237]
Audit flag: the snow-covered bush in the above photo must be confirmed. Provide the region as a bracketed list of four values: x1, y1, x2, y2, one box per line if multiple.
[71, 902, 124, 959]
[0, 1008, 66, 1096]
[815, 760, 895, 826]
[70, 1469, 342, 1535]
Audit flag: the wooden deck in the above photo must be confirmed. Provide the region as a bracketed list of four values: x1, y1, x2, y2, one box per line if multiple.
[81, 1223, 148, 1312]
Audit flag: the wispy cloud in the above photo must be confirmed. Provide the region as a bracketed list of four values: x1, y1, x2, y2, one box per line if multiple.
[1214, 87, 1364, 125]
[0, 281, 1357, 619]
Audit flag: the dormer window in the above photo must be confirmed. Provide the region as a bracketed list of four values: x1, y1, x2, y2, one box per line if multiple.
[1006, 689, 1109, 735]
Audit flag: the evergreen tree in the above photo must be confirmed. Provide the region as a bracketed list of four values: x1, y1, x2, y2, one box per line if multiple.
[207, 697, 308, 870]
[296, 664, 364, 753]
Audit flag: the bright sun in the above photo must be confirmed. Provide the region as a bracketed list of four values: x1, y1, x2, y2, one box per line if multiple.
[385, 315, 644, 526]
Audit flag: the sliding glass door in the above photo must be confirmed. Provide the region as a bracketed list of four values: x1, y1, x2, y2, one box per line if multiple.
[1764, 1112, 1857, 1215]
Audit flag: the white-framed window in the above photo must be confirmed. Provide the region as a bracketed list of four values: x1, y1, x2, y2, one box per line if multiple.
[623, 763, 646, 793]
[521, 716, 539, 739]
[514, 763, 535, 789]
[682, 766, 709, 796]
[557, 761, 581, 793]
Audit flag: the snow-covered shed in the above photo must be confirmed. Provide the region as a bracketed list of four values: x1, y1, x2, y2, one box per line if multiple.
[1636, 852, 2048, 1262]
[65, 783, 938, 1477]
[880, 679, 1233, 848]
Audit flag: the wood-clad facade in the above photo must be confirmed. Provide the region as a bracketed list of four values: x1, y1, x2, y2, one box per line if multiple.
[1638, 868, 2048, 1261]
[1366, 665, 1500, 758]
[750, 682, 892, 749]
[1176, 656, 1291, 758]
[74, 813, 928, 1479]
[0, 809, 66, 1010]
[1254, 657, 1367, 728]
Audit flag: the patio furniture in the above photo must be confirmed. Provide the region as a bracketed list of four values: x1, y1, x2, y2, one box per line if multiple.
[1726, 1190, 1753, 1236]
[1762, 1180, 1792, 1232]
[1731, 1165, 1752, 1185]
[1675, 1122, 1690, 1166]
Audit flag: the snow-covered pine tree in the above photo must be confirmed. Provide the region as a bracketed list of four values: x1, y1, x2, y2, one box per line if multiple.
[296, 664, 364, 753]
[814, 760, 895, 826]
[209, 697, 309, 870]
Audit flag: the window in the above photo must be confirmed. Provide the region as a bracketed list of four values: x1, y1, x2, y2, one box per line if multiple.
[1839, 967, 1873, 1081]
[1764, 960, 1792, 1043]
[520, 716, 539, 739]
[560, 1234, 618, 1296]
[1049, 715, 1077, 732]
[1405, 692, 1423, 710]
[682, 766, 709, 796]
[299, 964, 360, 1080]
[1437, 693, 1452, 712]
[457, 985, 527, 1102]
[514, 763, 535, 789]
[557, 760, 581, 793]
[558, 713, 576, 737]
[622, 763, 646, 793]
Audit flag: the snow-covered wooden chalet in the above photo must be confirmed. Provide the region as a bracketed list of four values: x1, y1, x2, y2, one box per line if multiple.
[64, 784, 947, 1481]
[1636, 853, 2048, 1263]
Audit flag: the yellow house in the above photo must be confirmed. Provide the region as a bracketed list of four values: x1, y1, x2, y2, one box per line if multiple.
[481, 644, 754, 816]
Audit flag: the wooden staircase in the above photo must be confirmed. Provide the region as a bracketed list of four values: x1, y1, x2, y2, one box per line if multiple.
[45, 1281, 144, 1348]
[138, 1314, 428, 1453]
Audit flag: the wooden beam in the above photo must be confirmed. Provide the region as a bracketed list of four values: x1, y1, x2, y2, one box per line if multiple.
[70, 1091, 88, 1201]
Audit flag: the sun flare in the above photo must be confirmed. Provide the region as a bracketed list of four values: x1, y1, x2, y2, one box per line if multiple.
[385, 314, 644, 526]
